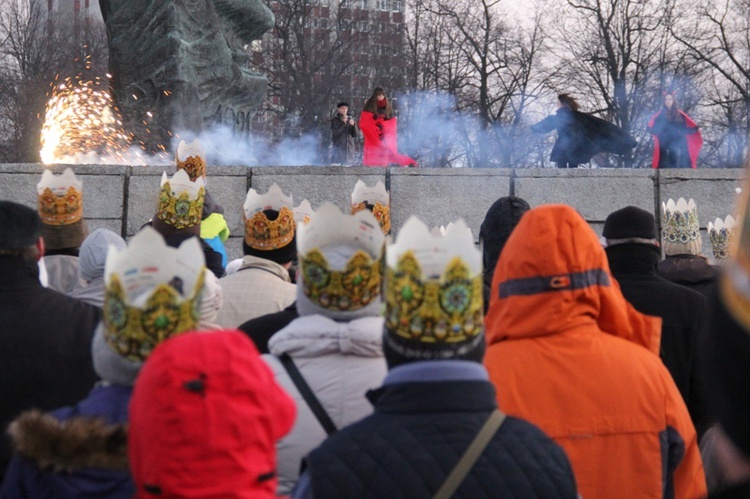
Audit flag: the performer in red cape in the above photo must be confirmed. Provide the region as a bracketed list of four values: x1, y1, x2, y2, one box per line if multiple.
[359, 88, 416, 167]
[648, 93, 702, 169]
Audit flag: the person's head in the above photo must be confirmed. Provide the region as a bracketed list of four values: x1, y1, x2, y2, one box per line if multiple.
[36, 168, 88, 254]
[664, 93, 674, 109]
[92, 227, 206, 386]
[129, 330, 296, 498]
[152, 169, 206, 238]
[557, 93, 580, 112]
[351, 180, 391, 235]
[242, 184, 296, 265]
[337, 102, 349, 116]
[373, 87, 386, 101]
[602, 206, 660, 249]
[661, 197, 702, 256]
[364, 88, 392, 117]
[296, 203, 385, 321]
[383, 217, 485, 368]
[479, 196, 530, 285]
[0, 200, 44, 262]
[78, 228, 127, 283]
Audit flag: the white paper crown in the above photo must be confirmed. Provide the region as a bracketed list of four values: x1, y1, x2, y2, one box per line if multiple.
[103, 227, 206, 361]
[351, 180, 390, 234]
[36, 168, 84, 225]
[175, 139, 207, 181]
[662, 197, 700, 244]
[385, 217, 483, 343]
[708, 215, 736, 261]
[243, 183, 295, 249]
[156, 169, 206, 229]
[294, 199, 316, 226]
[297, 203, 384, 312]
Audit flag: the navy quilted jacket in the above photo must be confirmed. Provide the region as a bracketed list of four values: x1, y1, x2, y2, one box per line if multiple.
[303, 376, 577, 498]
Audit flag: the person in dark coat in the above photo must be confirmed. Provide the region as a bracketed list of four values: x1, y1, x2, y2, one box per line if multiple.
[293, 217, 577, 499]
[603, 206, 709, 437]
[658, 197, 717, 299]
[648, 93, 702, 169]
[479, 196, 530, 313]
[0, 201, 100, 478]
[531, 94, 637, 168]
[237, 302, 299, 354]
[330, 102, 357, 165]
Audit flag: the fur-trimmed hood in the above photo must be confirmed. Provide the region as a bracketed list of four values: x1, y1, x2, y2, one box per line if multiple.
[8, 410, 128, 473]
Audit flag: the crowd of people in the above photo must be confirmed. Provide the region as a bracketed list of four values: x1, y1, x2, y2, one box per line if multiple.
[1, 140, 748, 498]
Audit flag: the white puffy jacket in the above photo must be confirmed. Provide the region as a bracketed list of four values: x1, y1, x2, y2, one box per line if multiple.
[263, 314, 387, 495]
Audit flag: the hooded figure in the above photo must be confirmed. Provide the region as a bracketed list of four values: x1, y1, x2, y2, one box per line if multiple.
[129, 330, 296, 498]
[69, 228, 127, 308]
[359, 87, 416, 167]
[484, 205, 706, 499]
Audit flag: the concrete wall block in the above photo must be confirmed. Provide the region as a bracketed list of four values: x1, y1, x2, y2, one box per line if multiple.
[250, 167, 385, 213]
[126, 175, 162, 235]
[205, 176, 249, 236]
[390, 170, 512, 237]
[0, 174, 40, 208]
[85, 218, 124, 236]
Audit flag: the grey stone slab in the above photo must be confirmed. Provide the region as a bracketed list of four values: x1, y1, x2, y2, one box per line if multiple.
[251, 167, 386, 213]
[0, 164, 128, 175]
[658, 177, 744, 228]
[79, 175, 125, 219]
[514, 168, 655, 178]
[205, 176, 250, 236]
[389, 172, 511, 238]
[658, 168, 745, 180]
[514, 175, 655, 222]
[225, 237, 245, 263]
[85, 218, 125, 237]
[126, 176, 162, 235]
[0, 173, 39, 207]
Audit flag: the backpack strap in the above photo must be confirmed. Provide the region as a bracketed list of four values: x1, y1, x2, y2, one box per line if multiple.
[433, 409, 506, 499]
[278, 354, 337, 435]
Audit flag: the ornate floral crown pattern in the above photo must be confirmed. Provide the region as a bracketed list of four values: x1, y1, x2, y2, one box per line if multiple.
[156, 170, 205, 230]
[708, 215, 736, 260]
[36, 168, 83, 225]
[175, 139, 206, 181]
[662, 197, 700, 244]
[297, 203, 385, 312]
[103, 227, 206, 362]
[385, 218, 483, 343]
[243, 184, 295, 250]
[351, 180, 390, 234]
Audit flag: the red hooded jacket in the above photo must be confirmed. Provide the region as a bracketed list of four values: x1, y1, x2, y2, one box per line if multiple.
[484, 205, 706, 499]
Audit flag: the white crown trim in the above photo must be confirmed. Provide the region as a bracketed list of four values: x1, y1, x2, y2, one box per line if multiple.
[160, 169, 205, 199]
[298, 202, 384, 262]
[36, 168, 83, 195]
[243, 183, 293, 218]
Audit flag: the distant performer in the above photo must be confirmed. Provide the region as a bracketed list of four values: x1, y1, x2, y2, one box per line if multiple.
[531, 94, 637, 168]
[359, 87, 416, 167]
[648, 92, 702, 169]
[330, 102, 357, 165]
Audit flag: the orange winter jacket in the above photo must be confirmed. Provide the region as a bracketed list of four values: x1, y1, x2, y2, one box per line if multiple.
[484, 205, 706, 499]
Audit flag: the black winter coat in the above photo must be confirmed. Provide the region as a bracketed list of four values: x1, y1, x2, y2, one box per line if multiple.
[305, 379, 578, 498]
[531, 108, 637, 165]
[657, 254, 718, 300]
[237, 302, 299, 354]
[330, 113, 357, 164]
[0, 257, 100, 477]
[606, 244, 709, 437]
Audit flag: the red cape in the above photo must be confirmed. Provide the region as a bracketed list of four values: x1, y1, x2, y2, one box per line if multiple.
[648, 110, 702, 169]
[359, 111, 415, 167]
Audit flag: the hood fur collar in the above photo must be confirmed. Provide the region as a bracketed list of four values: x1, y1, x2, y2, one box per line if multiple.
[8, 410, 129, 472]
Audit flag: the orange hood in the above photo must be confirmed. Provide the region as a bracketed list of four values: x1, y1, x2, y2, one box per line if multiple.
[485, 205, 660, 354]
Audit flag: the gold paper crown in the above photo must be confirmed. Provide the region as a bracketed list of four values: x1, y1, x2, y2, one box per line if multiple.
[385, 217, 483, 343]
[156, 169, 206, 230]
[297, 203, 385, 312]
[662, 197, 700, 244]
[708, 215, 736, 261]
[351, 180, 390, 234]
[175, 139, 207, 181]
[243, 183, 295, 250]
[294, 199, 316, 226]
[103, 227, 206, 362]
[36, 168, 83, 226]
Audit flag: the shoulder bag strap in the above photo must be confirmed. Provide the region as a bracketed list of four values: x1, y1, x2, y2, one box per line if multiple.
[433, 409, 506, 499]
[278, 354, 337, 435]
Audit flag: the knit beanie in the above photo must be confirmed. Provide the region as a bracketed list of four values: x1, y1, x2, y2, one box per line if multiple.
[296, 203, 385, 321]
[93, 227, 206, 386]
[0, 201, 41, 250]
[479, 196, 530, 286]
[662, 198, 702, 256]
[129, 330, 296, 498]
[383, 217, 485, 368]
[78, 228, 126, 282]
[603, 206, 658, 245]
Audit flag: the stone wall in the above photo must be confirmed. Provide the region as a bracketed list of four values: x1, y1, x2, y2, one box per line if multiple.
[0, 164, 743, 261]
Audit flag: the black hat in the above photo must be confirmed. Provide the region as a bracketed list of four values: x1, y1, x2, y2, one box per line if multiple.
[0, 201, 42, 250]
[337, 102, 349, 108]
[603, 206, 658, 241]
[479, 196, 530, 284]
